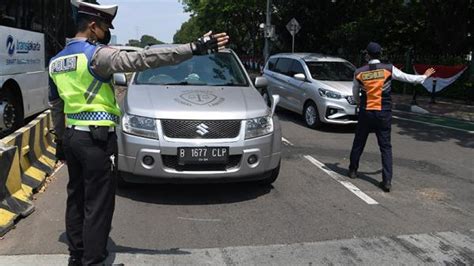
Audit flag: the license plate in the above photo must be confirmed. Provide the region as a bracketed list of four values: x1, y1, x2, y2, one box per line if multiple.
[178, 147, 229, 165]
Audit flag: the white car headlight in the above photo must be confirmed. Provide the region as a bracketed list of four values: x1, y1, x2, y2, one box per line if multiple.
[122, 113, 158, 139]
[245, 116, 274, 139]
[318, 88, 342, 99]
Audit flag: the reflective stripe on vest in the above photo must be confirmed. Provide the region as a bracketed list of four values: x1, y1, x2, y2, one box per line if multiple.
[49, 40, 121, 126]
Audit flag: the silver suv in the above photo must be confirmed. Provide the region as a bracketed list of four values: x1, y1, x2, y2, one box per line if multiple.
[114, 45, 281, 185]
[263, 53, 358, 129]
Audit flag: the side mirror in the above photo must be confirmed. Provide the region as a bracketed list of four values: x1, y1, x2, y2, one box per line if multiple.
[271, 94, 280, 116]
[293, 73, 306, 82]
[254, 76, 268, 88]
[113, 73, 127, 86]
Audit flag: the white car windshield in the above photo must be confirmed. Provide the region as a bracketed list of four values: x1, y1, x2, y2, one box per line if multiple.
[135, 53, 248, 86]
[305, 61, 355, 81]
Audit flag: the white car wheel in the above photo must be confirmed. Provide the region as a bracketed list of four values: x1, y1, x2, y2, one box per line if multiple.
[304, 102, 322, 129]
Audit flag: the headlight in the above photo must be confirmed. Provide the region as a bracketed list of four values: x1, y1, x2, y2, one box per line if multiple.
[245, 116, 274, 139]
[318, 88, 341, 99]
[122, 113, 158, 139]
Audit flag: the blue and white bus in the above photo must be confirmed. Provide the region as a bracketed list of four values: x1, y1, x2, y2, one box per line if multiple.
[0, 0, 74, 136]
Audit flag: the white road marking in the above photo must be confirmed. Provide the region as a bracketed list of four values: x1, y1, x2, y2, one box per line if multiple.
[281, 137, 294, 146]
[177, 217, 222, 222]
[303, 155, 379, 205]
[392, 115, 474, 134]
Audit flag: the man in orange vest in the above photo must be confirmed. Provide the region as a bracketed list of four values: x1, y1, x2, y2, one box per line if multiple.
[349, 42, 435, 192]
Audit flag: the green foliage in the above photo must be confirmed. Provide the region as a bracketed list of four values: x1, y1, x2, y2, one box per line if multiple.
[126, 35, 164, 48]
[173, 16, 202, 43]
[176, 0, 473, 57]
[176, 0, 267, 56]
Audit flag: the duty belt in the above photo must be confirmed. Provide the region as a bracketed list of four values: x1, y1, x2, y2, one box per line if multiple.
[67, 111, 120, 124]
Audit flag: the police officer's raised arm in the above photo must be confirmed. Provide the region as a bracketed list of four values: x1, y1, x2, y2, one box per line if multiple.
[91, 32, 229, 80]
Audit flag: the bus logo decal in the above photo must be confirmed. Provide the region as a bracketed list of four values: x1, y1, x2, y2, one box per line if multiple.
[6, 35, 15, 56]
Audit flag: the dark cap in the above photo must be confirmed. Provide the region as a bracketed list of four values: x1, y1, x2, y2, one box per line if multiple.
[77, 2, 118, 29]
[366, 42, 382, 56]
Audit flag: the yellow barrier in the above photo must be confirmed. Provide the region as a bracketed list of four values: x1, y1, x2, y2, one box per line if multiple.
[1, 111, 56, 195]
[0, 110, 56, 236]
[0, 145, 35, 236]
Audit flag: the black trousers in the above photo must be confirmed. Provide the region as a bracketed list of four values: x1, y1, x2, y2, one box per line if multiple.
[63, 128, 117, 265]
[349, 109, 393, 185]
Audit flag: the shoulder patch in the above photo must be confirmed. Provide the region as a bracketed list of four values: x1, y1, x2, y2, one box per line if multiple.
[360, 69, 384, 81]
[50, 56, 78, 74]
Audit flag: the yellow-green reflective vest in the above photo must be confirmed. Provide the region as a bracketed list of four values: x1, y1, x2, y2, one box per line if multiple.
[49, 40, 120, 126]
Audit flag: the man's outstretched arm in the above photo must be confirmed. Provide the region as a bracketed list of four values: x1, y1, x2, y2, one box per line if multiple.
[91, 32, 229, 80]
[392, 66, 435, 84]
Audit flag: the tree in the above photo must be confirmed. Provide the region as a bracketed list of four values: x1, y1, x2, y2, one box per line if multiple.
[140, 35, 164, 46]
[126, 35, 164, 48]
[176, 0, 267, 57]
[175, 0, 472, 60]
[173, 16, 202, 43]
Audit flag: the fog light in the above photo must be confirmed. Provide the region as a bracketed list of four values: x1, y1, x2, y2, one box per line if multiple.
[248, 155, 258, 165]
[143, 155, 154, 166]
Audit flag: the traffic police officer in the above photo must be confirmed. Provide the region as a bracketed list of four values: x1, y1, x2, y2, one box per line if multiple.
[48, 1, 229, 265]
[348, 42, 435, 192]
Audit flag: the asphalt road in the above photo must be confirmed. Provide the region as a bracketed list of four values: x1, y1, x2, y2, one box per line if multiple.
[1, 109, 473, 265]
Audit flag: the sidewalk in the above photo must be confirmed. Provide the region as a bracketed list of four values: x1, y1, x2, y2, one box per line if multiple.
[392, 93, 474, 122]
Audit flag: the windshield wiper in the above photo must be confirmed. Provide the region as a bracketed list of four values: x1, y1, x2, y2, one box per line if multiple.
[211, 82, 240, 86]
[163, 81, 189, 85]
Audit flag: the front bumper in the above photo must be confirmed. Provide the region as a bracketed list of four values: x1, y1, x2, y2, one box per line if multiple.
[117, 118, 282, 183]
[316, 97, 358, 124]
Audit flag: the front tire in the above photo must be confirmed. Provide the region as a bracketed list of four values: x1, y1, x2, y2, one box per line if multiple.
[0, 87, 24, 137]
[303, 101, 322, 129]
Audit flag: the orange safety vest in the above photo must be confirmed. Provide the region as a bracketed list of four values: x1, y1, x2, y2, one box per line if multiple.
[355, 63, 393, 111]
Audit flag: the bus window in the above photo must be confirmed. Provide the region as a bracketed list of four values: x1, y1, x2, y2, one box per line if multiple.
[0, 2, 16, 27]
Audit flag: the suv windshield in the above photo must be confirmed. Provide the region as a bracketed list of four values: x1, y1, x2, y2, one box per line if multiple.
[305, 61, 355, 81]
[135, 52, 248, 86]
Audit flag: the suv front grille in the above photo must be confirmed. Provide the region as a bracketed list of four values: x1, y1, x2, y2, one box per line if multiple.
[161, 120, 241, 139]
[161, 155, 242, 171]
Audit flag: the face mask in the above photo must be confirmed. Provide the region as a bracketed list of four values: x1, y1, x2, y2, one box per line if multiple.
[98, 30, 111, 45]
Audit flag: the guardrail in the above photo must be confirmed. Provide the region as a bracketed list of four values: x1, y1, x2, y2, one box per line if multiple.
[0, 110, 56, 236]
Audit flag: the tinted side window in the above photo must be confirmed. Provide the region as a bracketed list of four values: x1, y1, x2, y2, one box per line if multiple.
[274, 58, 292, 75]
[289, 60, 305, 76]
[267, 57, 278, 71]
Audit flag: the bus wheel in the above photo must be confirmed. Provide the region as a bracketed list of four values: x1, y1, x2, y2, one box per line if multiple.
[0, 89, 23, 137]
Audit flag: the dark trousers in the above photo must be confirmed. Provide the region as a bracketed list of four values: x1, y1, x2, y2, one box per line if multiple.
[349, 109, 393, 185]
[63, 128, 117, 265]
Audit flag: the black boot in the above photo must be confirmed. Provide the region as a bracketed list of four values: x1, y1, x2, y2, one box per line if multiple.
[378, 181, 391, 192]
[348, 169, 358, 179]
[68, 256, 82, 266]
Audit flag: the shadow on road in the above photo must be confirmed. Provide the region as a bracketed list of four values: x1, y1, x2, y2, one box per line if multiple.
[116, 182, 273, 205]
[393, 119, 474, 149]
[324, 162, 382, 189]
[58, 233, 191, 264]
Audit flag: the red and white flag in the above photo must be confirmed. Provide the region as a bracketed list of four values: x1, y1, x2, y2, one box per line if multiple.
[414, 64, 467, 93]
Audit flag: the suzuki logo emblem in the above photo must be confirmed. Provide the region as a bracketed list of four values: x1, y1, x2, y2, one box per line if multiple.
[196, 123, 209, 136]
